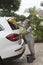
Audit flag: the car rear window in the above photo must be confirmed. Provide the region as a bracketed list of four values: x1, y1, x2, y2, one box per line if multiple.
[0, 24, 4, 31]
[7, 21, 19, 30]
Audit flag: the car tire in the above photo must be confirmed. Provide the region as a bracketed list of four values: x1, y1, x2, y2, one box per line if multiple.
[0, 57, 5, 65]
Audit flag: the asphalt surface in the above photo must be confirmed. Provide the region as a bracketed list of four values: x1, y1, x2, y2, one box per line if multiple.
[3, 43, 43, 65]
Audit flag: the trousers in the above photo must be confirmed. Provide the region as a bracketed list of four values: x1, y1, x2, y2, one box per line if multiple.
[27, 39, 35, 55]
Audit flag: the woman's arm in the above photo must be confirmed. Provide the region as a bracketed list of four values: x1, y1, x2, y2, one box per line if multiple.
[22, 31, 29, 35]
[17, 23, 24, 27]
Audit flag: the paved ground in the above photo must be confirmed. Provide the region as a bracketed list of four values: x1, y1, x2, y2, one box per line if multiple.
[4, 43, 43, 65]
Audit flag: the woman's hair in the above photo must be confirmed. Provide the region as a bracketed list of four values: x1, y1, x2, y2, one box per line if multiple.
[24, 19, 30, 24]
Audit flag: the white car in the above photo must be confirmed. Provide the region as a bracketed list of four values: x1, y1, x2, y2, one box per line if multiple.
[0, 17, 25, 62]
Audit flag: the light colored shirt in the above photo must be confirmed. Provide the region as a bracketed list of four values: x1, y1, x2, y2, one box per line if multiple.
[24, 26, 34, 41]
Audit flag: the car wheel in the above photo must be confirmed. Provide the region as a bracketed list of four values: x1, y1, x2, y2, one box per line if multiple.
[0, 57, 5, 65]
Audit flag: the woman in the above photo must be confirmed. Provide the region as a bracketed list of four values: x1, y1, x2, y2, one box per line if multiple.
[18, 19, 35, 60]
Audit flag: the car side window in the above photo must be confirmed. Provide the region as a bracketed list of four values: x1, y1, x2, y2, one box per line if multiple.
[0, 24, 4, 31]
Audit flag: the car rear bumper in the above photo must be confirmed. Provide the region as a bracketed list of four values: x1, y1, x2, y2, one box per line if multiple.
[3, 48, 25, 61]
[0, 39, 25, 61]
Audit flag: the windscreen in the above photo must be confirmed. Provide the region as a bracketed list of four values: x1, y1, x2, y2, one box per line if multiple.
[7, 21, 19, 30]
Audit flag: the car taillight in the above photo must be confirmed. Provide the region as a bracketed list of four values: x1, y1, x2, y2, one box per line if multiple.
[6, 34, 20, 42]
